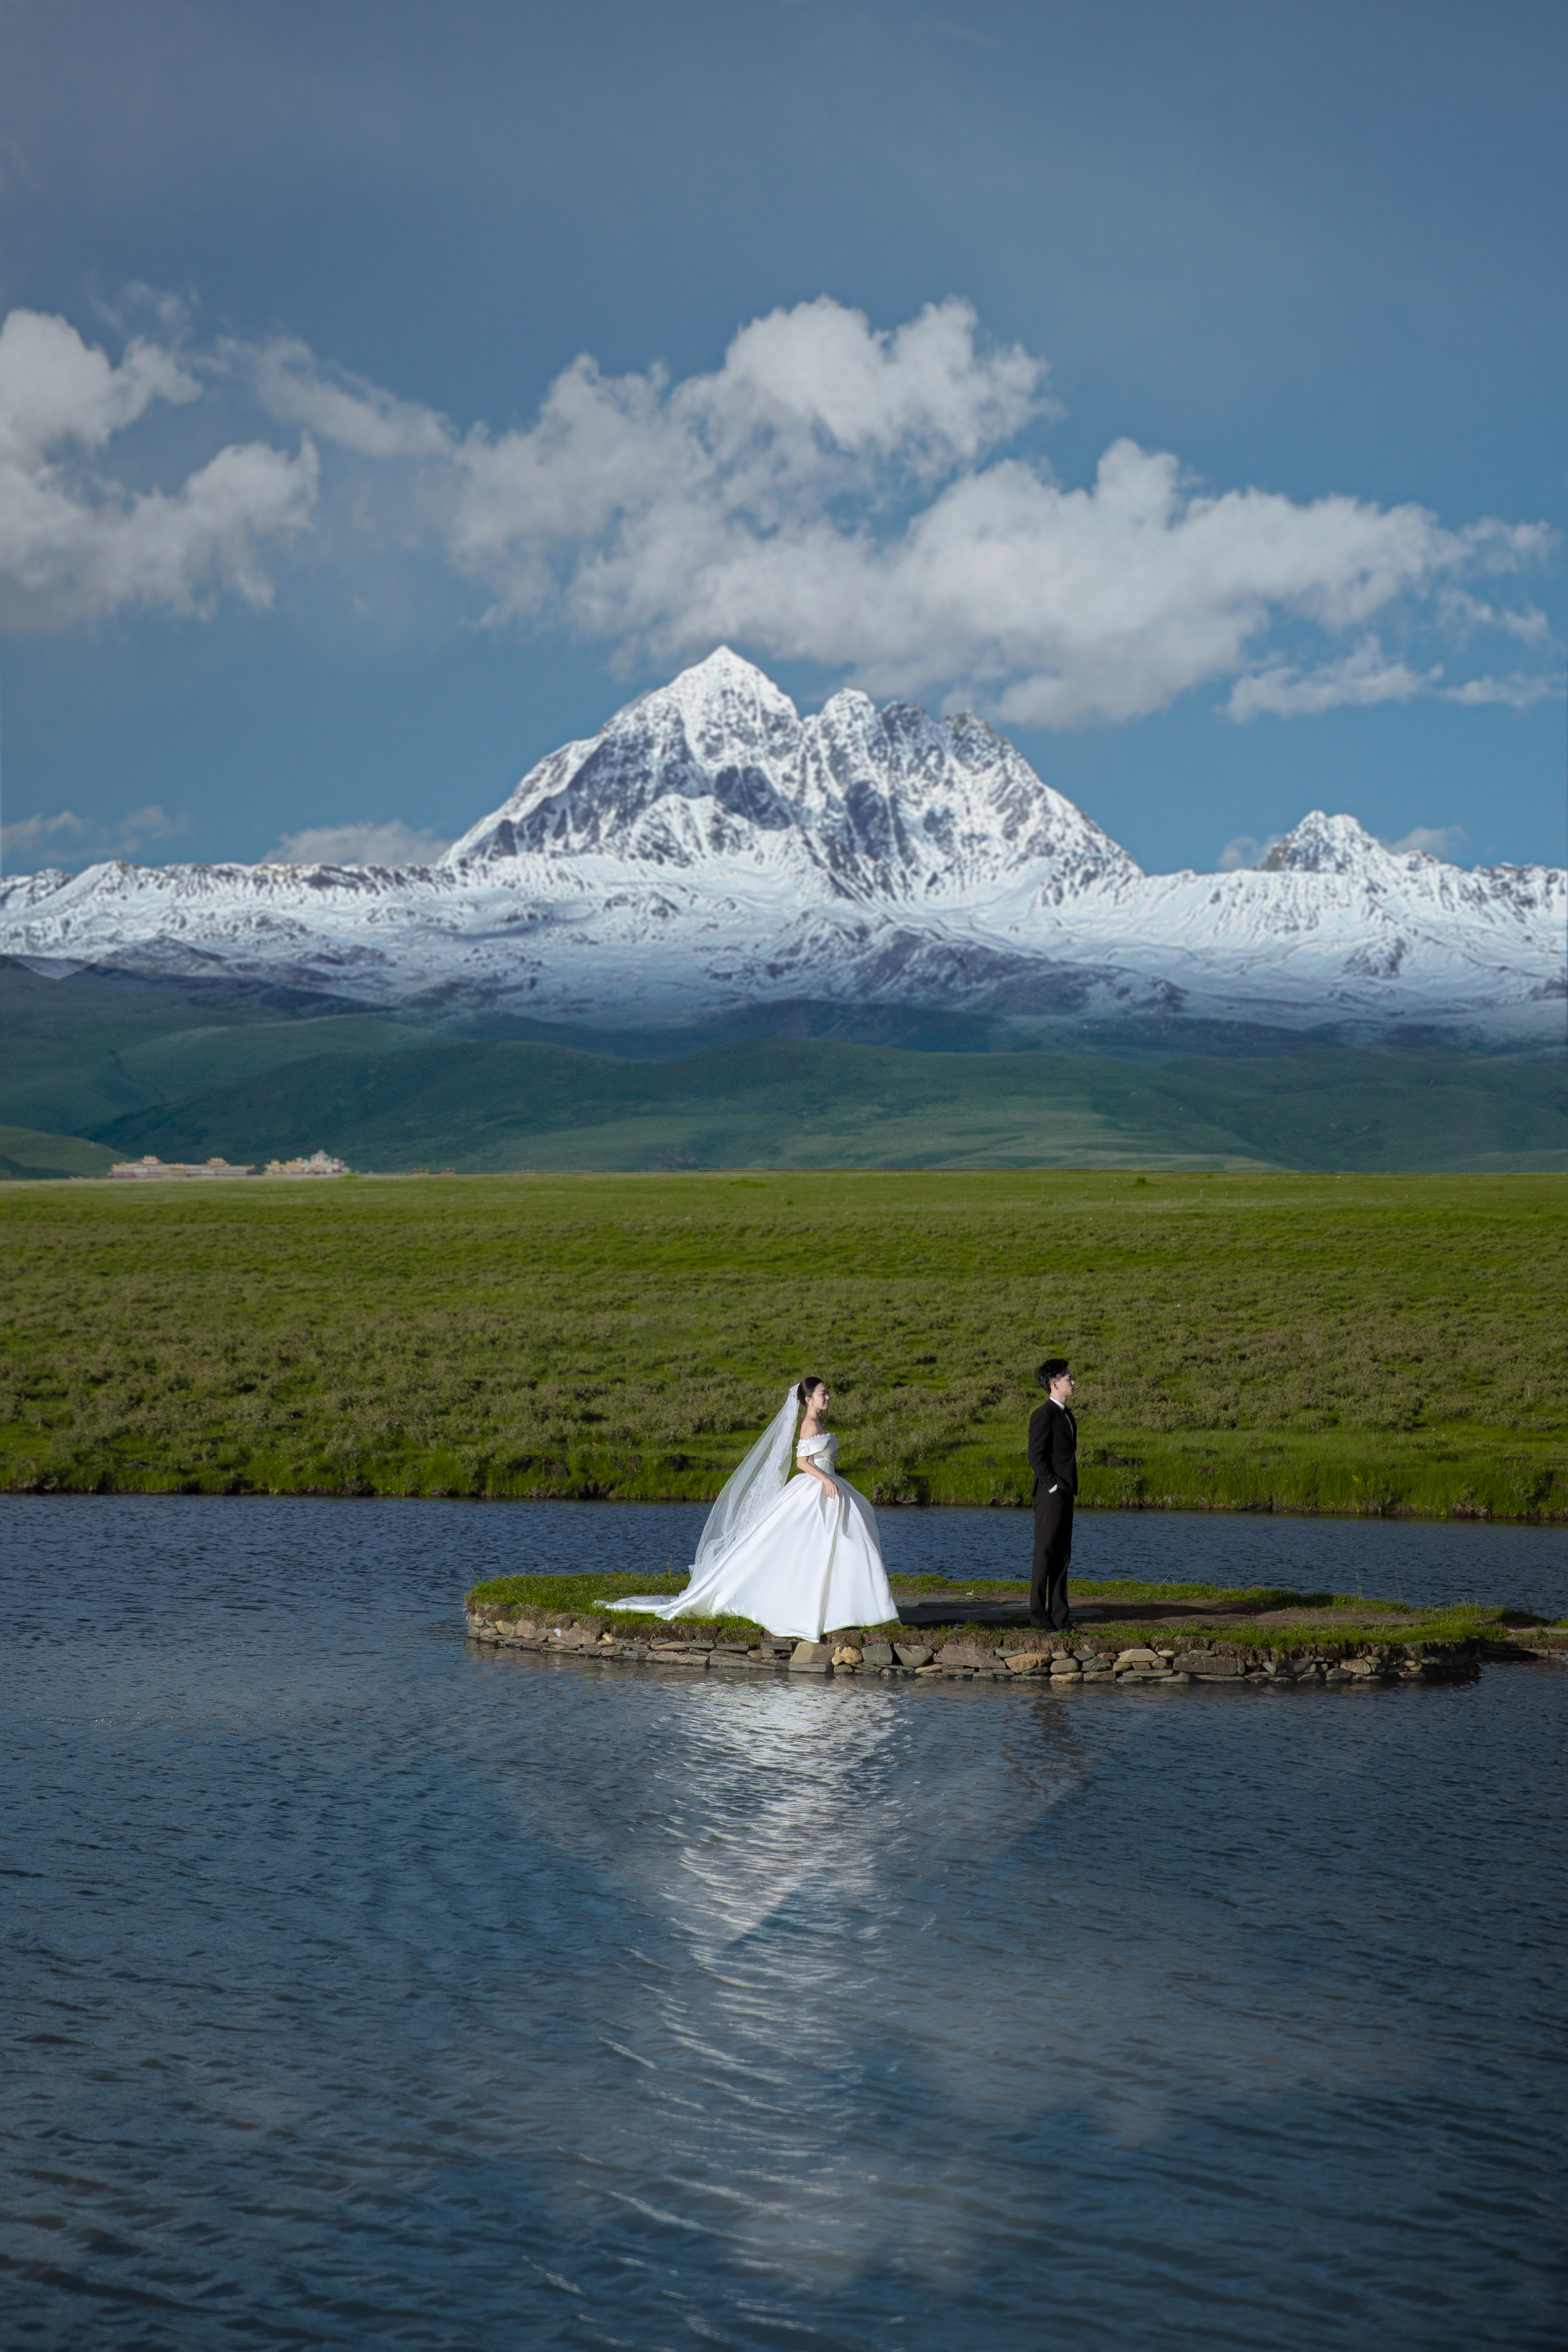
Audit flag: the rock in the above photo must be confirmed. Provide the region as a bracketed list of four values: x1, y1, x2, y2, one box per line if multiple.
[1048, 1658, 1082, 1676]
[937, 1641, 997, 1669]
[914, 1663, 944, 1675]
[789, 1642, 835, 1673]
[1004, 1652, 1053, 1674]
[831, 1646, 863, 1666]
[1173, 1652, 1244, 1678]
[861, 1642, 895, 1667]
[895, 1644, 934, 1668]
[1115, 1648, 1163, 1669]
[1117, 1669, 1175, 1683]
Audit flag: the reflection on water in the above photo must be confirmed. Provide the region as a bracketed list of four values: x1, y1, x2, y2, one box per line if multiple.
[3, 1497, 1566, 2350]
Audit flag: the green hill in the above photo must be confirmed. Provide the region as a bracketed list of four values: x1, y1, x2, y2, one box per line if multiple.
[4, 956, 1566, 1174]
[80, 1033, 1568, 1174]
[0, 1125, 120, 1182]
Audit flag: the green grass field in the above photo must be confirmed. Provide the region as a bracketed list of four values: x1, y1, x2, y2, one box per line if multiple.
[3, 1167, 1563, 1516]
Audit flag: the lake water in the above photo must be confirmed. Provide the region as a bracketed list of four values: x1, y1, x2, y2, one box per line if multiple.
[5, 1496, 1567, 2349]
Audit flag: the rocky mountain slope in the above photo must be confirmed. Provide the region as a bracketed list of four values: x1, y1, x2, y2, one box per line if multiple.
[5, 648, 1564, 1041]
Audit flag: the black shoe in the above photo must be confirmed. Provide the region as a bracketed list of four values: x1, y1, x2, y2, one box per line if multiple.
[1029, 1614, 1050, 1628]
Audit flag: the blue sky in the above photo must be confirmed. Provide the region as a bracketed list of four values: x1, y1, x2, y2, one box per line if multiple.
[0, 0, 1563, 878]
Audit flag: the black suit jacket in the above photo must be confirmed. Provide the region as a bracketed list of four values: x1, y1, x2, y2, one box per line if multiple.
[1028, 1399, 1078, 1501]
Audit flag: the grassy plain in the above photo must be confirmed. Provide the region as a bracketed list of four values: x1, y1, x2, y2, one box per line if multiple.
[2, 1168, 1564, 1518]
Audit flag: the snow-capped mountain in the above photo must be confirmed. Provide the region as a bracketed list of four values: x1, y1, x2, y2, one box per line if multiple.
[4, 648, 1564, 1041]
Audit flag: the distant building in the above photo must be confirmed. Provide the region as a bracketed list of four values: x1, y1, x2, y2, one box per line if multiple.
[110, 1155, 255, 1180]
[263, 1152, 350, 1177]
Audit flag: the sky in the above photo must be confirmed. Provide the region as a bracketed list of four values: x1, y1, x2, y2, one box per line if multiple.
[0, 0, 1563, 879]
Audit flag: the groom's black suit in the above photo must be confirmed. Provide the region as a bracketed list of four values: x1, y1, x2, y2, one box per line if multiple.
[1028, 1397, 1078, 1629]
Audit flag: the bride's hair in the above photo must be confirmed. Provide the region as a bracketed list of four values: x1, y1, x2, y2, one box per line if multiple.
[796, 1376, 826, 1407]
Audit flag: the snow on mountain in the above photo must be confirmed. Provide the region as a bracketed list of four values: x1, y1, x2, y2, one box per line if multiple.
[4, 648, 1564, 1041]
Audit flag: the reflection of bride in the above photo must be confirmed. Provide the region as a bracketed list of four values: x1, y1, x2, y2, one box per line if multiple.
[609, 1379, 898, 1642]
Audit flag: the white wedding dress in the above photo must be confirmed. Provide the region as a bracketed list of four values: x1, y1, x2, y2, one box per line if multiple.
[606, 1387, 898, 1641]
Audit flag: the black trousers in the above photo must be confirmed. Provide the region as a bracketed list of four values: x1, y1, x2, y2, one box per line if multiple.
[1031, 1488, 1074, 1627]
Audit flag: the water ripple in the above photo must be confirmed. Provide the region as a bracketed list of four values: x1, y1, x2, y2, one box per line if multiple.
[3, 1496, 1566, 2349]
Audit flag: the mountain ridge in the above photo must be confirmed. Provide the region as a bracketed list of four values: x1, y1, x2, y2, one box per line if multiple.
[5, 648, 1564, 1043]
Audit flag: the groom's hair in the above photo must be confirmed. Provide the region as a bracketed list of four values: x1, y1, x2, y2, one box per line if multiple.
[1036, 1357, 1070, 1389]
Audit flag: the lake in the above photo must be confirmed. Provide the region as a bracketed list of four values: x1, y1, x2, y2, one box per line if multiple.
[5, 1495, 1566, 2349]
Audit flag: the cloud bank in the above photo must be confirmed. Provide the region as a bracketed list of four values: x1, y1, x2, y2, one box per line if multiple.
[259, 820, 454, 868]
[0, 802, 185, 864]
[0, 297, 1556, 728]
[0, 309, 316, 627]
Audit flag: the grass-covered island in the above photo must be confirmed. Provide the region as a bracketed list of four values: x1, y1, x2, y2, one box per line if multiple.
[3, 1168, 1565, 1518]
[466, 1571, 1568, 1684]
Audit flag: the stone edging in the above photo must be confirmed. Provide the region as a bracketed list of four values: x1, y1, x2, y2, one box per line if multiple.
[465, 1610, 1565, 1685]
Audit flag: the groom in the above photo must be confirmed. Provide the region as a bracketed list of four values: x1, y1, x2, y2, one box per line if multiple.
[1028, 1357, 1078, 1630]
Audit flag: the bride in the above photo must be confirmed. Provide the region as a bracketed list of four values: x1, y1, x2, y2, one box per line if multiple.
[606, 1378, 898, 1642]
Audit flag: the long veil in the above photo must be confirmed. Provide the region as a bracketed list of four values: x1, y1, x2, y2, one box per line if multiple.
[603, 1383, 800, 1615]
[691, 1384, 799, 1574]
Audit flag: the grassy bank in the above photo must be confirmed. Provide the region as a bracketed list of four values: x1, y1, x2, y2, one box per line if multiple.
[463, 1572, 1558, 1656]
[2, 1168, 1564, 1515]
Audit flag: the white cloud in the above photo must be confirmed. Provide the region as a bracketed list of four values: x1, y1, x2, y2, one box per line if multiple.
[0, 802, 184, 869]
[1224, 638, 1442, 721]
[430, 303, 1553, 725]
[258, 820, 453, 869]
[1217, 833, 1280, 870]
[1226, 638, 1562, 723]
[1, 808, 85, 863]
[443, 297, 1054, 634]
[0, 295, 1558, 729]
[1442, 671, 1559, 709]
[1383, 825, 1467, 861]
[1438, 588, 1552, 644]
[250, 338, 454, 461]
[0, 309, 318, 627]
[110, 804, 187, 854]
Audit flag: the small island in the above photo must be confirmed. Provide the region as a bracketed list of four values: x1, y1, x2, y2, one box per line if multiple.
[465, 1572, 1568, 1684]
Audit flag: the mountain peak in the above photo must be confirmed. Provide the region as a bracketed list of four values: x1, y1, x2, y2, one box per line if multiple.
[616, 645, 801, 763]
[440, 647, 1131, 887]
[1259, 812, 1387, 877]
